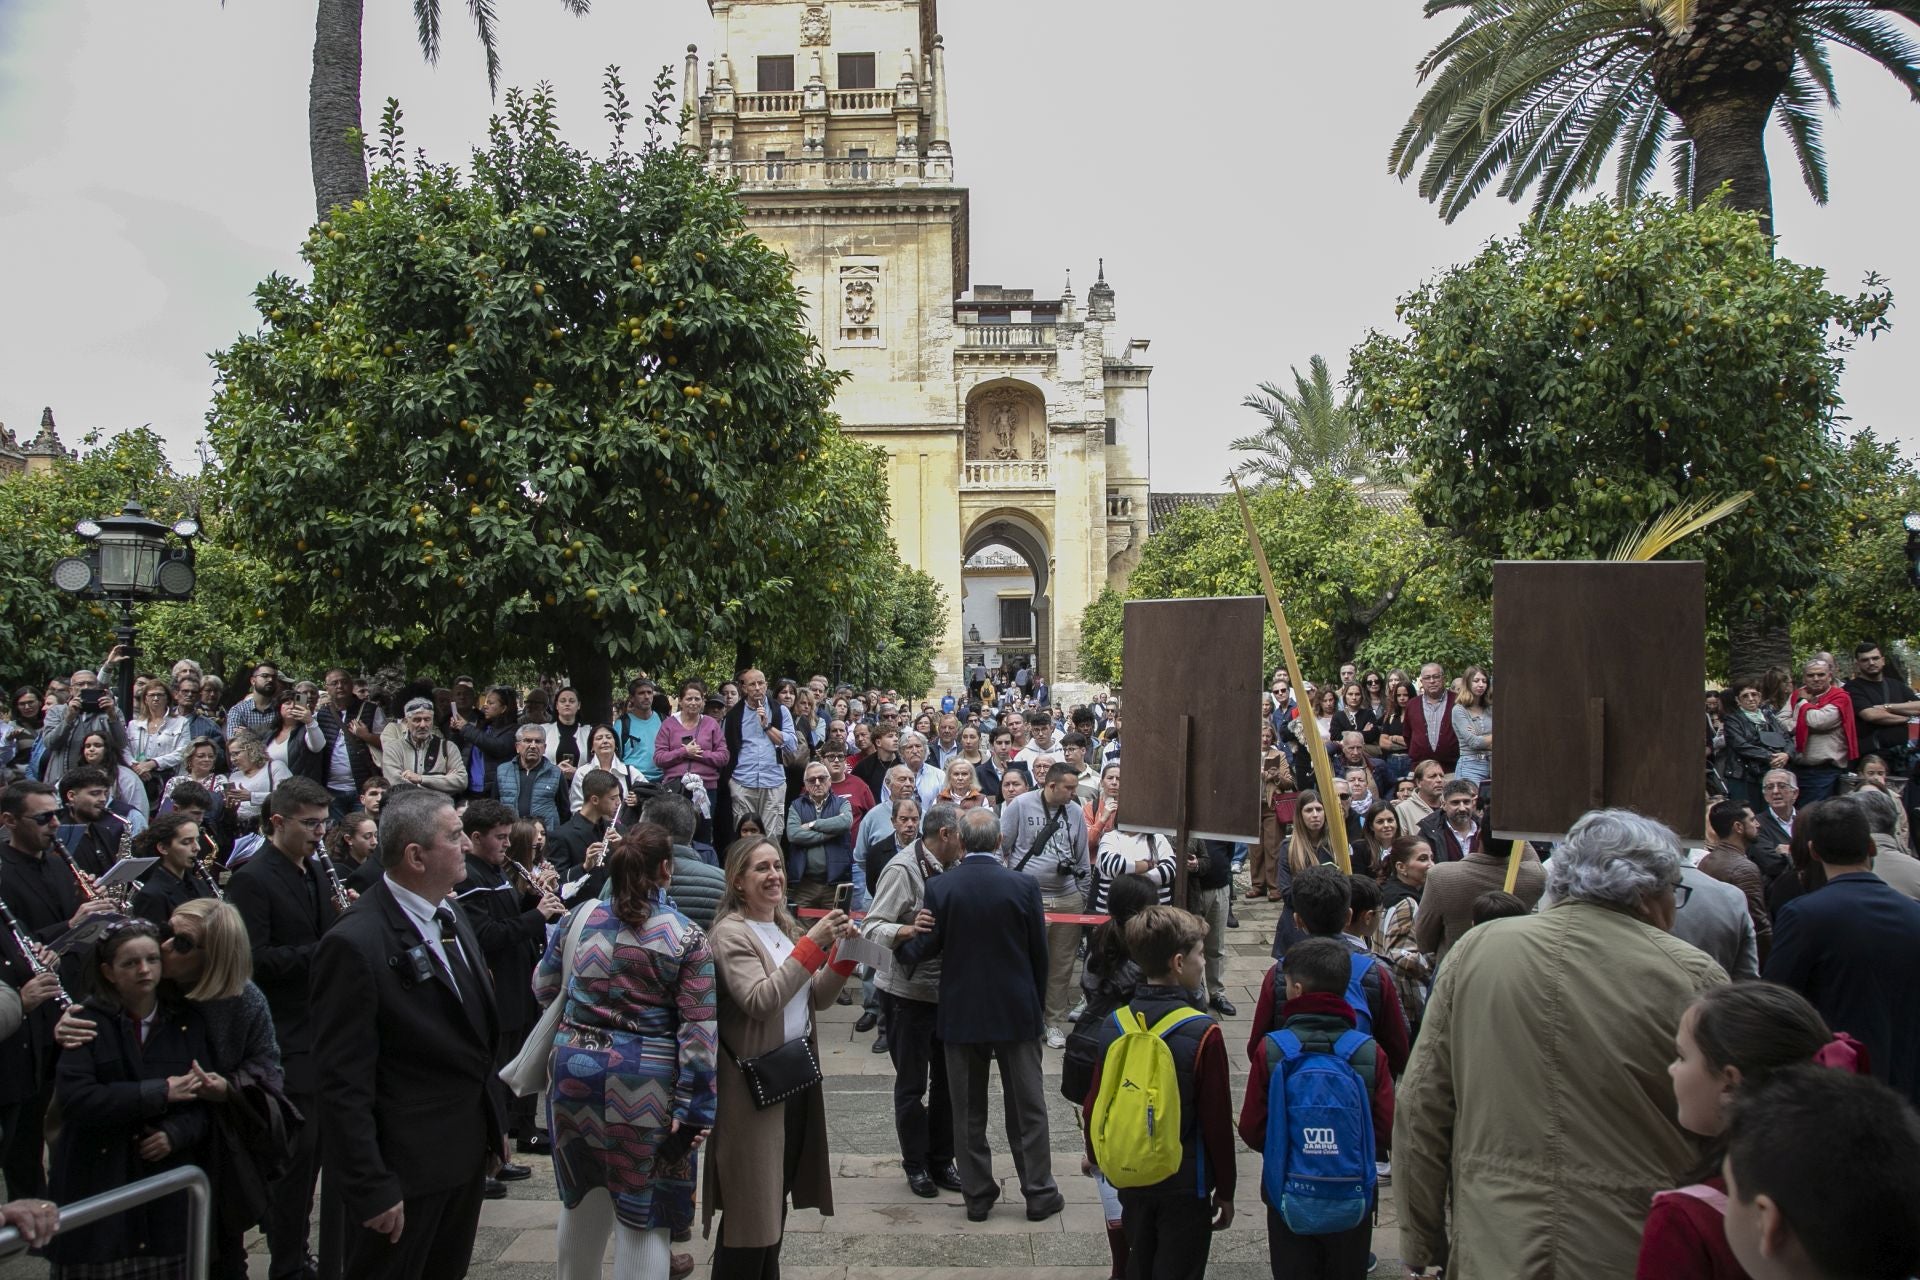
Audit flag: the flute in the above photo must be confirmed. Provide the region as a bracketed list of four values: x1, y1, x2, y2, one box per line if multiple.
[0, 882, 73, 1010]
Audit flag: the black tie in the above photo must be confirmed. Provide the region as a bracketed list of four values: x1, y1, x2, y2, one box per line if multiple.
[434, 905, 490, 1040]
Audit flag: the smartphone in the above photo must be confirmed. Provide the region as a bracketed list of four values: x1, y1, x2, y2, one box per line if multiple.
[681, 735, 694, 746]
[655, 1123, 704, 1165]
[833, 881, 853, 912]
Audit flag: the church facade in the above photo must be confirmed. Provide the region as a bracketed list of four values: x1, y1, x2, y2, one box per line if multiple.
[683, 0, 1152, 691]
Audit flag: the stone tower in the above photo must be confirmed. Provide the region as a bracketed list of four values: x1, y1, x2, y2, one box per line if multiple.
[687, 1, 1152, 692]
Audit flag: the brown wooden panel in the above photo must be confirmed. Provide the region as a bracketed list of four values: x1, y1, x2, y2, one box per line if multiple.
[1492, 561, 1705, 843]
[1118, 597, 1265, 842]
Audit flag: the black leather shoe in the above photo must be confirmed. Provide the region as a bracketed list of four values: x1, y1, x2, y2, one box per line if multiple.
[496, 1162, 532, 1181]
[516, 1133, 552, 1155]
[906, 1169, 937, 1198]
[965, 1199, 994, 1222]
[1026, 1191, 1065, 1221]
[1209, 995, 1238, 1017]
[872, 1033, 890, 1054]
[836, 989, 855, 1006]
[483, 1177, 508, 1200]
[931, 1163, 964, 1192]
[854, 1011, 879, 1033]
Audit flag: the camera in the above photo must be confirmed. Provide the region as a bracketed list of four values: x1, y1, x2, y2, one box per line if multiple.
[77, 688, 108, 713]
[1057, 852, 1083, 878]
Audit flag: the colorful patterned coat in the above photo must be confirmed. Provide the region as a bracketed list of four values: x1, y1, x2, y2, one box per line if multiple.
[534, 900, 718, 1230]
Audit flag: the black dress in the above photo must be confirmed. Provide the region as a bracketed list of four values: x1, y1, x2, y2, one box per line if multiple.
[48, 997, 211, 1279]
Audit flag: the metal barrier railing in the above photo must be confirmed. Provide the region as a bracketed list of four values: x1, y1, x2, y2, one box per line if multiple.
[0, 1165, 210, 1278]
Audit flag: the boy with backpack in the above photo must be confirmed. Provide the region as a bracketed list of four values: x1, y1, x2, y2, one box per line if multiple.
[1240, 935, 1395, 1279]
[1082, 905, 1236, 1280]
[1247, 866, 1411, 1079]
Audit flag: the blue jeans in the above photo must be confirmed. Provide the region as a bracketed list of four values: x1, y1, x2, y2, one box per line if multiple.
[1795, 763, 1842, 807]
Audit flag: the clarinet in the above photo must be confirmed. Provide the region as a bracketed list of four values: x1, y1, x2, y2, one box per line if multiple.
[0, 880, 73, 1010]
[195, 844, 226, 902]
[57, 841, 102, 905]
[314, 847, 352, 914]
[106, 821, 136, 909]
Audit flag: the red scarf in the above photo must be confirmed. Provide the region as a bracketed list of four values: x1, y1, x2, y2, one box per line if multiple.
[1793, 686, 1857, 759]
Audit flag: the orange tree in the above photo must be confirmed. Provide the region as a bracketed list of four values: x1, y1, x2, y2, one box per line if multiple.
[208, 75, 916, 713]
[1349, 195, 1893, 680]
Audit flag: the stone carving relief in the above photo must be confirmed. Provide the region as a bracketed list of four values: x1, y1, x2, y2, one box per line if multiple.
[844, 279, 874, 326]
[965, 387, 1045, 461]
[838, 262, 881, 346]
[800, 6, 830, 46]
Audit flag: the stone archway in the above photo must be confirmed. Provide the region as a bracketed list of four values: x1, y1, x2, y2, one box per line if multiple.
[964, 510, 1052, 683]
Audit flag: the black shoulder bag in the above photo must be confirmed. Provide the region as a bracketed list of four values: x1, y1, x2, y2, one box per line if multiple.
[1015, 803, 1071, 873]
[725, 1037, 823, 1109]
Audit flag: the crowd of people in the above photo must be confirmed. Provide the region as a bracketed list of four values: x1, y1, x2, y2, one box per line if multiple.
[2, 643, 1920, 1280]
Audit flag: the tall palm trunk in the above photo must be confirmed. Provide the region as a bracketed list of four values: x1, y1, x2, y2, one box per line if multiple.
[309, 0, 369, 220]
[1650, 0, 1796, 235]
[1728, 614, 1795, 684]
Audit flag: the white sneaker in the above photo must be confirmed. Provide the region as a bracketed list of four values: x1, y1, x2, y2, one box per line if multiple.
[1375, 1160, 1392, 1185]
[1046, 1027, 1067, 1050]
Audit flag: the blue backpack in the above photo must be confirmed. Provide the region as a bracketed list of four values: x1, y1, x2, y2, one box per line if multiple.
[1282, 951, 1374, 1043]
[1261, 1028, 1377, 1235]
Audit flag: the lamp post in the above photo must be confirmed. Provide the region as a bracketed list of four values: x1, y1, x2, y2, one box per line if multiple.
[50, 499, 199, 714]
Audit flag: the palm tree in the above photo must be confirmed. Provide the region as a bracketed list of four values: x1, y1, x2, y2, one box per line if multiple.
[308, 0, 590, 220]
[1390, 0, 1920, 235]
[1230, 355, 1371, 485]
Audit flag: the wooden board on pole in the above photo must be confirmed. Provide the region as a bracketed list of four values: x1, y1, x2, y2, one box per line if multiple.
[1491, 560, 1706, 843]
[1119, 597, 1264, 847]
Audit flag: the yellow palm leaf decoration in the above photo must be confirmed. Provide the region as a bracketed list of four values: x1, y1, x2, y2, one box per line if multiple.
[1609, 491, 1753, 562]
[1643, 0, 1694, 35]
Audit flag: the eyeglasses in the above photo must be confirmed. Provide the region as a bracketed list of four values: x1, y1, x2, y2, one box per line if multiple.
[292, 817, 329, 832]
[1671, 883, 1694, 909]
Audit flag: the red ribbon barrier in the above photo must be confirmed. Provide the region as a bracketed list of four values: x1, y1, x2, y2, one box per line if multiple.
[797, 907, 1110, 926]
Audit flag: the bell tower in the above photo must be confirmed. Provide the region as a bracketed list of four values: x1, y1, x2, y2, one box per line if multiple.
[683, 2, 1154, 697]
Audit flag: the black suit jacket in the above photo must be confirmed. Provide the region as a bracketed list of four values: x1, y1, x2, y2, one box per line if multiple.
[1753, 808, 1796, 883]
[453, 854, 545, 1034]
[1764, 871, 1920, 1106]
[546, 814, 606, 885]
[1417, 811, 1481, 865]
[312, 876, 503, 1222]
[227, 846, 340, 1093]
[896, 853, 1048, 1045]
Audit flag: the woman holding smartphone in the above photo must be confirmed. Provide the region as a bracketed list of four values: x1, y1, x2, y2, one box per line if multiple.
[655, 680, 728, 842]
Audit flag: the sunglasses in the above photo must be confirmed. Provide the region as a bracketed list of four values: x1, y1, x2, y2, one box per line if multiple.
[24, 811, 58, 827]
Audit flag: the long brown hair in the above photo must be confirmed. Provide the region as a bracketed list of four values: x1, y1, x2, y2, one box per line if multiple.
[1287, 790, 1330, 875]
[712, 836, 802, 939]
[609, 822, 674, 928]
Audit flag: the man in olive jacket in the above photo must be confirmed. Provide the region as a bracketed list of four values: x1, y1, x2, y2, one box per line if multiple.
[1395, 810, 1725, 1279]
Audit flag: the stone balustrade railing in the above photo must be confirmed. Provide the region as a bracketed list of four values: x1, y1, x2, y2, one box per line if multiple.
[1107, 493, 1134, 518]
[827, 89, 898, 112]
[958, 323, 1055, 349]
[962, 458, 1052, 489]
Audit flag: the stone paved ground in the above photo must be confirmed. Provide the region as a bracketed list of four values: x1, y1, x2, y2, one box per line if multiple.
[2, 881, 1407, 1278]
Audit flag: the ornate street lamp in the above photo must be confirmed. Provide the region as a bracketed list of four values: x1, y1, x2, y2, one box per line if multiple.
[51, 499, 199, 713]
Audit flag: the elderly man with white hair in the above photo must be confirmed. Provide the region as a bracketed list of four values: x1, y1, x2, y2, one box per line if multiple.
[378, 696, 469, 793]
[1395, 809, 1727, 1280]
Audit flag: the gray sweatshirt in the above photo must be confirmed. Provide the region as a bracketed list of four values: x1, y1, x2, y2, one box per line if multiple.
[1000, 789, 1090, 897]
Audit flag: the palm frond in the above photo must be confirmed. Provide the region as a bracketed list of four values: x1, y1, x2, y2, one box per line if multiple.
[468, 0, 503, 96]
[1775, 66, 1832, 204]
[1610, 491, 1753, 562]
[413, 0, 442, 63]
[1614, 90, 1673, 202]
[1802, 3, 1920, 101]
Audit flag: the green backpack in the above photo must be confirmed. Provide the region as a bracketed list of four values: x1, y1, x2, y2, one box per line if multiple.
[1087, 1005, 1210, 1188]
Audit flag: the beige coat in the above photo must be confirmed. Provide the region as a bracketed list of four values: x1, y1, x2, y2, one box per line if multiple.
[701, 913, 851, 1249]
[1395, 901, 1727, 1279]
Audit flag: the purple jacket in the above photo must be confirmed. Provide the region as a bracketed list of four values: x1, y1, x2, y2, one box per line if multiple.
[654, 713, 729, 787]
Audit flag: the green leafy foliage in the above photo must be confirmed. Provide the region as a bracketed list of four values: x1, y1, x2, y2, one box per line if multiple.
[1791, 431, 1920, 657]
[1231, 355, 1372, 484]
[0, 431, 289, 688]
[1077, 481, 1471, 687]
[208, 75, 928, 707]
[1349, 196, 1893, 676]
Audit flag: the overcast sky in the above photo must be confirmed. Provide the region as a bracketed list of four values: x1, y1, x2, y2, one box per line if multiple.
[1, 0, 1914, 492]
